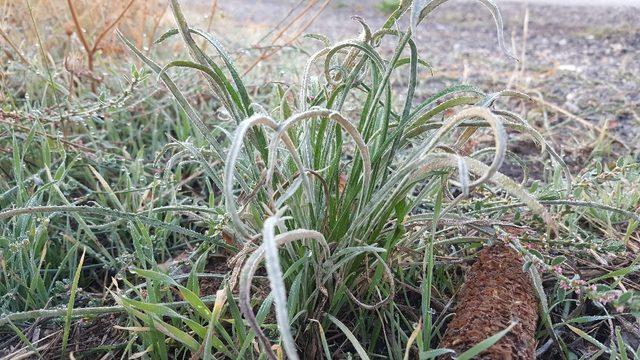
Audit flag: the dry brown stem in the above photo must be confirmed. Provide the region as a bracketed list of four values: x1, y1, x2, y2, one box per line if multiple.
[243, 0, 330, 76]
[66, 0, 135, 92]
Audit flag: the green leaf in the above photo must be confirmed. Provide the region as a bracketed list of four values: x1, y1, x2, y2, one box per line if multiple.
[566, 324, 610, 353]
[419, 348, 455, 359]
[153, 317, 201, 351]
[550, 256, 566, 266]
[326, 314, 370, 360]
[456, 322, 517, 360]
[178, 285, 212, 319]
[615, 327, 629, 360]
[120, 297, 182, 319]
[555, 315, 613, 327]
[60, 247, 84, 356]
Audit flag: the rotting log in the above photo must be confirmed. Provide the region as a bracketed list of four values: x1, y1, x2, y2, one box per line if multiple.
[440, 243, 538, 359]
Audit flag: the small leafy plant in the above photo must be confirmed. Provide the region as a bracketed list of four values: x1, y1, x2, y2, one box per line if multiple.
[118, 0, 569, 358]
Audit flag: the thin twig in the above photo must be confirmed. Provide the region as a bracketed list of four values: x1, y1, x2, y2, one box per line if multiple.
[200, 0, 218, 50]
[0, 27, 34, 67]
[67, 0, 92, 57]
[243, 0, 330, 76]
[0, 296, 216, 326]
[92, 0, 136, 55]
[66, 0, 136, 92]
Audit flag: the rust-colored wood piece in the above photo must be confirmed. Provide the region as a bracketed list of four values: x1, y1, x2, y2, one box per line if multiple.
[440, 243, 538, 359]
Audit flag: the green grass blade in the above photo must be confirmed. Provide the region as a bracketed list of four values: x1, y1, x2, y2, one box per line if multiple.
[60, 247, 85, 356]
[456, 322, 517, 360]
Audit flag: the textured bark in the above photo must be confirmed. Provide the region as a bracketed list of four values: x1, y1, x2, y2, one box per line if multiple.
[440, 243, 538, 359]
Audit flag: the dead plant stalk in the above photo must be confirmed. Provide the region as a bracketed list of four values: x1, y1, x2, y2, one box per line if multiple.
[66, 0, 136, 92]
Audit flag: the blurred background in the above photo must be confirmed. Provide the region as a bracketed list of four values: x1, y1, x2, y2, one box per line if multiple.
[3, 0, 638, 162]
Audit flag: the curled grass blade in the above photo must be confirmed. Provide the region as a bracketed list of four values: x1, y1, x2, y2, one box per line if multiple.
[223, 114, 309, 239]
[238, 226, 329, 359]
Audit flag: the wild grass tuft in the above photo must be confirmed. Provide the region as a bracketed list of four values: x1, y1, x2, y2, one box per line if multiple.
[0, 0, 638, 358]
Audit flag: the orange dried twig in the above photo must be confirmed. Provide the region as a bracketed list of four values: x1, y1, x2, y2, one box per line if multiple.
[243, 0, 330, 76]
[66, 0, 135, 92]
[200, 0, 218, 50]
